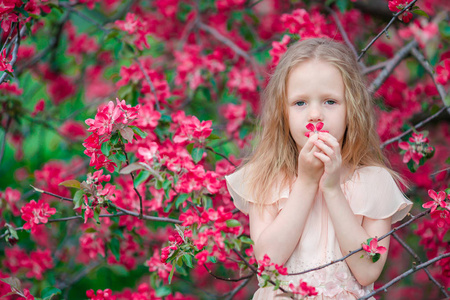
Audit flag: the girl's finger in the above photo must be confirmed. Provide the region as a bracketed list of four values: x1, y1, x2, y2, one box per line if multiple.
[314, 139, 334, 157]
[318, 132, 340, 149]
[302, 134, 319, 153]
[313, 151, 331, 164]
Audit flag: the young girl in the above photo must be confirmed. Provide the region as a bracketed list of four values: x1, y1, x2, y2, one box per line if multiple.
[225, 38, 413, 299]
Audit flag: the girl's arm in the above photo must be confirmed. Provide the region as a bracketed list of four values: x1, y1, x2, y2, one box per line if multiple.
[321, 188, 391, 286]
[313, 132, 391, 286]
[249, 134, 323, 266]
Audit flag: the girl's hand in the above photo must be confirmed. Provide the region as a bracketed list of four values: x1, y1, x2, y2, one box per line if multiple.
[312, 132, 342, 191]
[297, 133, 324, 185]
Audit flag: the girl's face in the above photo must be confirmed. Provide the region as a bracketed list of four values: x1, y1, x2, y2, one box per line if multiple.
[286, 59, 347, 151]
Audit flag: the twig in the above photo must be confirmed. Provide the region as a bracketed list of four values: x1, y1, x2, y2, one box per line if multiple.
[357, 0, 418, 61]
[288, 209, 431, 276]
[392, 233, 449, 298]
[134, 57, 161, 112]
[380, 105, 449, 149]
[410, 47, 450, 115]
[359, 252, 450, 299]
[29, 185, 183, 224]
[205, 146, 236, 168]
[0, 24, 26, 84]
[362, 60, 389, 75]
[203, 264, 253, 282]
[368, 40, 417, 94]
[324, 6, 359, 62]
[224, 277, 253, 300]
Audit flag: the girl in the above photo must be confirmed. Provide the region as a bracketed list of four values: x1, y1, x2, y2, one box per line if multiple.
[225, 38, 413, 299]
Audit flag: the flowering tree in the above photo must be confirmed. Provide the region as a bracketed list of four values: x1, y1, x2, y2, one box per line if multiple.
[0, 0, 449, 299]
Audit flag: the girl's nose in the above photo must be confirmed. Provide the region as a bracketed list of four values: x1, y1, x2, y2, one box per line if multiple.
[308, 106, 323, 122]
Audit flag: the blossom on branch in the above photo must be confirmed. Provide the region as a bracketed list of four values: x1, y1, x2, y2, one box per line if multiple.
[422, 189, 448, 213]
[289, 279, 319, 297]
[388, 0, 413, 23]
[0, 49, 13, 73]
[436, 59, 450, 85]
[362, 238, 386, 263]
[20, 200, 57, 234]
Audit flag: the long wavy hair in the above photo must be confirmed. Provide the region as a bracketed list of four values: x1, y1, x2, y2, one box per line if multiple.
[239, 38, 404, 214]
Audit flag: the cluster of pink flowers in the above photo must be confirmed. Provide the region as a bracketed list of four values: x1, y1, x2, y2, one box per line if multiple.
[161, 230, 187, 263]
[3, 247, 54, 280]
[280, 8, 331, 39]
[86, 289, 115, 300]
[257, 254, 288, 276]
[83, 99, 140, 172]
[436, 59, 449, 85]
[145, 250, 173, 281]
[20, 200, 57, 234]
[114, 13, 150, 50]
[289, 279, 319, 297]
[269, 35, 290, 67]
[178, 206, 242, 265]
[0, 187, 21, 217]
[398, 132, 433, 165]
[423, 189, 450, 228]
[388, 0, 413, 23]
[172, 113, 213, 145]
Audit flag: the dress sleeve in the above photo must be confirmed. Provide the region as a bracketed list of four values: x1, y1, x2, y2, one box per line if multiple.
[225, 167, 289, 215]
[347, 166, 413, 224]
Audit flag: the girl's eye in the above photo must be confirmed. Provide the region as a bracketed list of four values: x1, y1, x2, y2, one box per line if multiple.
[325, 100, 336, 105]
[295, 101, 306, 106]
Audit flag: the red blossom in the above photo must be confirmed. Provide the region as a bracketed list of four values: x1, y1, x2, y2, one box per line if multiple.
[422, 189, 448, 213]
[388, 0, 413, 23]
[304, 122, 329, 137]
[0, 48, 13, 73]
[362, 238, 387, 256]
[86, 288, 116, 300]
[20, 200, 57, 234]
[31, 99, 45, 117]
[145, 250, 172, 281]
[269, 34, 290, 66]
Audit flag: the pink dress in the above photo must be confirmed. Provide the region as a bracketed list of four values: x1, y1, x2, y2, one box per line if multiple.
[225, 166, 413, 300]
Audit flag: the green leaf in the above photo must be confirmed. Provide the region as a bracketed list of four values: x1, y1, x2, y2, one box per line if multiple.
[41, 287, 61, 299]
[226, 219, 241, 228]
[371, 253, 381, 263]
[109, 238, 121, 261]
[110, 133, 120, 145]
[325, 0, 335, 6]
[101, 142, 111, 157]
[206, 134, 221, 140]
[186, 143, 194, 154]
[155, 285, 171, 297]
[109, 265, 129, 276]
[93, 208, 101, 224]
[129, 125, 148, 139]
[239, 236, 254, 245]
[413, 9, 429, 18]
[182, 254, 193, 268]
[133, 170, 151, 188]
[58, 180, 81, 189]
[73, 190, 84, 209]
[336, 0, 349, 13]
[191, 148, 205, 164]
[168, 260, 176, 284]
[175, 194, 190, 209]
[85, 228, 97, 233]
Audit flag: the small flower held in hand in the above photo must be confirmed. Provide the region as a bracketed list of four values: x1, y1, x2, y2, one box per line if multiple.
[304, 122, 329, 137]
[362, 237, 387, 263]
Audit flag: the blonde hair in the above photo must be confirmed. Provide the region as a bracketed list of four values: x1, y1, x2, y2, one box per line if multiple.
[238, 38, 404, 213]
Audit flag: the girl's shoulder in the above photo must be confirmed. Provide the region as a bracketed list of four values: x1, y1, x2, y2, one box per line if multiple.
[346, 165, 413, 223]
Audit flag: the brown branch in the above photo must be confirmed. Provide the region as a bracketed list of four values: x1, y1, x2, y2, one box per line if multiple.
[0, 24, 26, 84]
[29, 185, 182, 224]
[357, 0, 418, 62]
[362, 60, 389, 75]
[203, 264, 253, 282]
[287, 209, 430, 276]
[224, 277, 253, 300]
[368, 39, 417, 94]
[410, 47, 450, 115]
[205, 146, 237, 168]
[360, 252, 450, 299]
[392, 233, 449, 298]
[380, 105, 449, 149]
[134, 57, 161, 112]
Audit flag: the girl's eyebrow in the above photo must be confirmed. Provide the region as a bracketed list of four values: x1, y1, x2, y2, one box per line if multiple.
[288, 92, 342, 102]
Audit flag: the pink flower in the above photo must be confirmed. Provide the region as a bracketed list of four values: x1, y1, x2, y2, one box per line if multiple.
[304, 122, 329, 137]
[269, 35, 290, 67]
[430, 209, 450, 228]
[115, 13, 139, 34]
[20, 200, 57, 233]
[0, 48, 13, 73]
[289, 279, 318, 296]
[422, 189, 447, 213]
[436, 59, 450, 85]
[388, 0, 413, 23]
[362, 238, 387, 256]
[398, 141, 423, 164]
[31, 99, 45, 117]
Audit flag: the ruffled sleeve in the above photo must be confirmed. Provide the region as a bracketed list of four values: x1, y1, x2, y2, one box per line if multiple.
[347, 166, 413, 224]
[225, 167, 289, 215]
